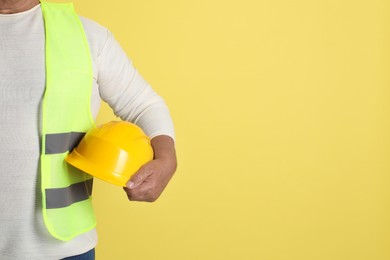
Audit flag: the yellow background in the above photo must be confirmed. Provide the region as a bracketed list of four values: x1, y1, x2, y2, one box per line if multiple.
[58, 0, 390, 259]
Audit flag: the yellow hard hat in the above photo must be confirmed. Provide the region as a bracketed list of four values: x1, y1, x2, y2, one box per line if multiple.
[65, 121, 154, 187]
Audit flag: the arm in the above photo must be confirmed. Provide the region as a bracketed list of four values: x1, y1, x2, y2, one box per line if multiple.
[124, 135, 177, 202]
[96, 30, 176, 201]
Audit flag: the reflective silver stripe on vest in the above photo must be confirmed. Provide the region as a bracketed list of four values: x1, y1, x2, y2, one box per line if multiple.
[45, 132, 86, 154]
[45, 179, 93, 209]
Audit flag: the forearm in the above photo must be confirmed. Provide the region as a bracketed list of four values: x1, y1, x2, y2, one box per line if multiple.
[151, 135, 177, 173]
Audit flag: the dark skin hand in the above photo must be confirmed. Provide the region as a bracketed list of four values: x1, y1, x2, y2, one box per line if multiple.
[123, 135, 177, 202]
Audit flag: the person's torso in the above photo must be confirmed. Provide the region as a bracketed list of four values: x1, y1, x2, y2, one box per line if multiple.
[0, 5, 100, 259]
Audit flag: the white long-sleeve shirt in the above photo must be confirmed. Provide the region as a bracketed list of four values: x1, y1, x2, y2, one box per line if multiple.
[0, 4, 175, 259]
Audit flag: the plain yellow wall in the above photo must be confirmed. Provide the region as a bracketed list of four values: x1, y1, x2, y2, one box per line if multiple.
[55, 0, 390, 259]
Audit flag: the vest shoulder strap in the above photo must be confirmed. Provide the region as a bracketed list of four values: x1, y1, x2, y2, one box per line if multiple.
[40, 0, 96, 241]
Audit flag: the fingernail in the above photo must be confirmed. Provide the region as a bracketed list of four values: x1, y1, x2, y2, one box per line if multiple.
[128, 181, 135, 189]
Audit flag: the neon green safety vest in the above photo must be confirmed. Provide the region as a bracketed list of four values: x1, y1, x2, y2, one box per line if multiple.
[40, 1, 96, 241]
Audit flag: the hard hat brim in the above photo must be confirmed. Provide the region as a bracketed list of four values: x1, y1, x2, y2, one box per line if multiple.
[66, 149, 129, 187]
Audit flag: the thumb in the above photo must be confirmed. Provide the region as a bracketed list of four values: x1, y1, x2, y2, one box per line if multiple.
[126, 166, 152, 189]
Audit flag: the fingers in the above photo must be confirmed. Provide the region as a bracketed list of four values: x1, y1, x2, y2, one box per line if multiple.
[123, 157, 175, 203]
[123, 182, 160, 202]
[126, 164, 153, 190]
[124, 163, 160, 202]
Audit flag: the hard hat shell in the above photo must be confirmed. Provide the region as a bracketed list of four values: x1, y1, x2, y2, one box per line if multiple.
[65, 121, 154, 187]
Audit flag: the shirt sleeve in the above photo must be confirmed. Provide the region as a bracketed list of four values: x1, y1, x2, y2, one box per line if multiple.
[96, 30, 175, 140]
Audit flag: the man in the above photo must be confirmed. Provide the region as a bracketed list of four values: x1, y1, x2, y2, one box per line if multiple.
[0, 0, 177, 259]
